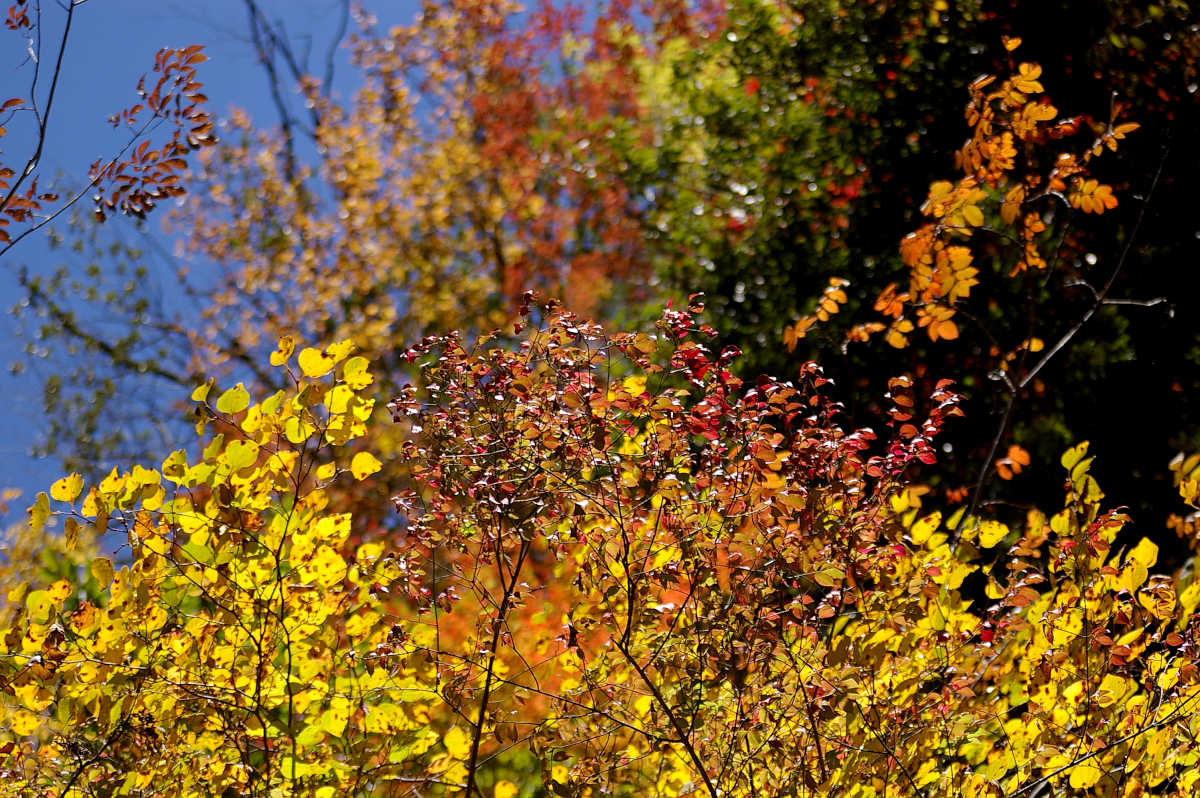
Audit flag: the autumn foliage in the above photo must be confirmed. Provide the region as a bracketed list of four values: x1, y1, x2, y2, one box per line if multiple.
[4, 0, 1200, 796]
[6, 301, 1200, 795]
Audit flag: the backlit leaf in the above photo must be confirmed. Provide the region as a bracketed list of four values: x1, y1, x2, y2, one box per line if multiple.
[298, 347, 336, 378]
[190, 378, 214, 403]
[28, 491, 49, 533]
[90, 556, 114, 587]
[215, 383, 251, 414]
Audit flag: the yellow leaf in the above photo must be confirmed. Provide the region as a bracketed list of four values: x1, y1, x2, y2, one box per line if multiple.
[885, 318, 913, 349]
[28, 491, 50, 533]
[813, 567, 844, 587]
[631, 333, 656, 354]
[494, 781, 518, 798]
[1096, 673, 1132, 708]
[1061, 441, 1089, 471]
[46, 579, 72, 602]
[310, 546, 347, 588]
[64, 517, 80, 551]
[1119, 538, 1157, 593]
[9, 709, 40, 736]
[190, 378, 214, 403]
[215, 383, 251, 414]
[1013, 63, 1043, 94]
[284, 415, 316, 444]
[294, 724, 325, 749]
[320, 695, 351, 737]
[162, 450, 188, 484]
[316, 462, 337, 481]
[91, 557, 114, 587]
[1127, 537, 1159, 570]
[25, 590, 53, 624]
[342, 356, 374, 389]
[910, 511, 942, 545]
[1070, 179, 1118, 214]
[269, 335, 295, 367]
[1068, 763, 1103, 789]
[1001, 185, 1025, 225]
[978, 520, 1009, 548]
[130, 464, 159, 486]
[444, 725, 472, 759]
[315, 513, 352, 545]
[1002, 35, 1022, 51]
[325, 384, 354, 414]
[1181, 477, 1200, 506]
[351, 451, 382, 480]
[326, 339, 357, 362]
[364, 703, 407, 734]
[223, 440, 259, 471]
[298, 347, 336, 378]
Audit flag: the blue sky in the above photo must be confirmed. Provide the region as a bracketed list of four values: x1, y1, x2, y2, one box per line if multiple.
[0, 0, 416, 522]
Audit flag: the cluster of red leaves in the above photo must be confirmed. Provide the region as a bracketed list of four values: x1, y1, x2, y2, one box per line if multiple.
[382, 297, 963, 789]
[90, 46, 216, 222]
[1, 3, 214, 248]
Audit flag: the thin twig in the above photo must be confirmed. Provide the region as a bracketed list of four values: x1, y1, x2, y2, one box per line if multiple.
[0, 0, 78, 220]
[1018, 145, 1169, 392]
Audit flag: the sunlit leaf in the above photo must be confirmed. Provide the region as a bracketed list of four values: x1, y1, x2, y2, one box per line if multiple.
[28, 491, 50, 533]
[443, 726, 471, 760]
[1068, 763, 1103, 789]
[299, 347, 336, 378]
[351, 451, 382, 480]
[49, 473, 83, 503]
[215, 382, 251, 414]
[978, 520, 1008, 548]
[269, 335, 295, 366]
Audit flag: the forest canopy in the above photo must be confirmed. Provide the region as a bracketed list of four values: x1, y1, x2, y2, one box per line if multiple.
[2, 0, 1200, 795]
